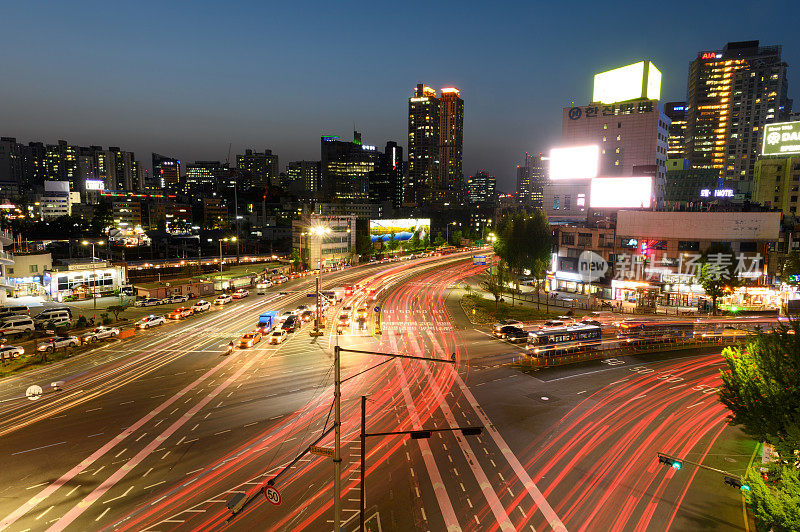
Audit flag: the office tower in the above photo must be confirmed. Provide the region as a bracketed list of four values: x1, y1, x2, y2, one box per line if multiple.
[407, 84, 440, 206]
[109, 147, 137, 191]
[320, 132, 379, 202]
[237, 149, 279, 188]
[0, 138, 23, 189]
[466, 171, 496, 204]
[367, 142, 403, 208]
[516, 152, 546, 206]
[664, 102, 688, 159]
[185, 161, 225, 195]
[685, 40, 792, 196]
[152, 153, 181, 190]
[284, 160, 320, 195]
[438, 88, 464, 203]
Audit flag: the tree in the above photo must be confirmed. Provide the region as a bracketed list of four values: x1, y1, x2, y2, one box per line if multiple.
[698, 243, 738, 315]
[782, 250, 800, 284]
[494, 208, 552, 307]
[290, 248, 301, 271]
[485, 259, 508, 310]
[90, 203, 113, 236]
[410, 230, 421, 251]
[718, 321, 800, 530]
[107, 304, 130, 321]
[450, 230, 462, 246]
[433, 232, 445, 247]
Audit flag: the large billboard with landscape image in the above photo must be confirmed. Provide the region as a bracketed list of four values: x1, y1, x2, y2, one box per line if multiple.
[369, 218, 431, 244]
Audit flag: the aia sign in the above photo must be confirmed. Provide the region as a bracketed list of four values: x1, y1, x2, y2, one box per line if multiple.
[701, 52, 720, 60]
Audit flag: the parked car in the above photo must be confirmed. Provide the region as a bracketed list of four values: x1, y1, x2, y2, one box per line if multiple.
[36, 306, 72, 320]
[232, 289, 249, 299]
[136, 315, 166, 329]
[0, 345, 24, 361]
[0, 305, 30, 320]
[505, 328, 531, 343]
[269, 329, 287, 344]
[168, 294, 189, 303]
[34, 310, 71, 329]
[135, 298, 161, 307]
[37, 335, 80, 352]
[214, 294, 233, 305]
[0, 316, 35, 336]
[238, 331, 262, 348]
[168, 307, 194, 320]
[282, 315, 299, 332]
[492, 319, 523, 333]
[192, 300, 211, 312]
[80, 326, 120, 344]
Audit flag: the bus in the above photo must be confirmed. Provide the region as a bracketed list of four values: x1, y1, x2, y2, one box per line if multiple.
[615, 320, 695, 340]
[525, 324, 602, 356]
[438, 246, 457, 255]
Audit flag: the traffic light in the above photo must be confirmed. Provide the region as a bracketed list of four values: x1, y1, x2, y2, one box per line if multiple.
[658, 454, 682, 470]
[724, 476, 751, 491]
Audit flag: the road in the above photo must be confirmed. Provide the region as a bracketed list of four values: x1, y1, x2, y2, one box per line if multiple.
[0, 254, 752, 531]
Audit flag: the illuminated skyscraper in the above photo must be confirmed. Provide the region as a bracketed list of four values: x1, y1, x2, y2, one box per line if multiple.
[152, 153, 181, 190]
[685, 41, 792, 196]
[516, 152, 546, 206]
[664, 102, 687, 159]
[438, 88, 464, 203]
[407, 84, 439, 206]
[237, 149, 279, 188]
[320, 132, 379, 202]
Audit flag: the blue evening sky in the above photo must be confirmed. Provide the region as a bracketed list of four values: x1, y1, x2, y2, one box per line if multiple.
[1, 1, 797, 190]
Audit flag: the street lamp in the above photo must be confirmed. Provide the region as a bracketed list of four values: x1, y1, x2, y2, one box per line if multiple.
[219, 237, 237, 289]
[81, 240, 105, 314]
[446, 221, 457, 246]
[309, 225, 331, 336]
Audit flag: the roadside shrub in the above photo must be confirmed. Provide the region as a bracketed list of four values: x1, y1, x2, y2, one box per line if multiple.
[76, 315, 88, 328]
[100, 312, 112, 325]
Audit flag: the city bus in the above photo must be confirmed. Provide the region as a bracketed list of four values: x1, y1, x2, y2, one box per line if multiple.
[525, 324, 602, 356]
[615, 320, 695, 340]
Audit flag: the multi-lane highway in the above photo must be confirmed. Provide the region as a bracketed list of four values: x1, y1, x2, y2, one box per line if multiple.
[0, 254, 752, 531]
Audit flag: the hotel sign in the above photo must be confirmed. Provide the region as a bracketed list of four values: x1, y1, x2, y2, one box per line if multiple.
[567, 101, 654, 120]
[763, 122, 800, 156]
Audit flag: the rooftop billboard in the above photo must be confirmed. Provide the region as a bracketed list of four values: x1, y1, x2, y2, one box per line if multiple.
[549, 145, 599, 180]
[592, 61, 661, 104]
[762, 122, 800, 156]
[590, 176, 652, 208]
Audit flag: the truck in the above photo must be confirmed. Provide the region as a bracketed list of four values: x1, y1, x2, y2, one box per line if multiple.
[258, 311, 279, 330]
[330, 287, 345, 302]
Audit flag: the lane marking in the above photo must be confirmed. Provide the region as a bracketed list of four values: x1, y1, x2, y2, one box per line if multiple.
[11, 442, 66, 456]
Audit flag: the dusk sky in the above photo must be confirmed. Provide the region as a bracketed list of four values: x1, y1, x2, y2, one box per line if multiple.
[1, 1, 798, 191]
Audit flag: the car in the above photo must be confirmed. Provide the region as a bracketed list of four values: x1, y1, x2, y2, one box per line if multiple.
[80, 326, 120, 344]
[214, 294, 233, 305]
[0, 345, 24, 361]
[256, 281, 273, 294]
[494, 325, 524, 339]
[581, 319, 603, 328]
[282, 315, 299, 332]
[505, 328, 531, 343]
[295, 305, 310, 312]
[338, 313, 351, 326]
[557, 315, 575, 324]
[356, 306, 368, 319]
[493, 319, 523, 332]
[168, 307, 194, 320]
[232, 289, 249, 299]
[0, 316, 36, 336]
[136, 315, 166, 329]
[192, 300, 211, 312]
[169, 294, 189, 303]
[276, 311, 295, 325]
[356, 317, 368, 330]
[37, 335, 80, 352]
[135, 298, 161, 307]
[238, 331, 262, 348]
[342, 305, 353, 313]
[269, 329, 288, 344]
[300, 310, 314, 322]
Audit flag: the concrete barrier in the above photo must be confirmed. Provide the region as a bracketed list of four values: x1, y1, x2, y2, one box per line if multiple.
[118, 328, 135, 339]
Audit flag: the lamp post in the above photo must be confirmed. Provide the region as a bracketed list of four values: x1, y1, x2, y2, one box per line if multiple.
[309, 225, 331, 336]
[81, 240, 105, 314]
[219, 237, 236, 290]
[446, 221, 457, 246]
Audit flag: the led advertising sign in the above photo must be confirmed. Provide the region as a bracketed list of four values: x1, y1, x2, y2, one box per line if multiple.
[592, 61, 661, 104]
[85, 179, 105, 191]
[700, 188, 734, 198]
[549, 145, 599, 180]
[369, 218, 430, 244]
[762, 122, 800, 156]
[590, 176, 652, 208]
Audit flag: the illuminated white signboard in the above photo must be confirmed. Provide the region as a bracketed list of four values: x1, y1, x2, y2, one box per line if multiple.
[763, 122, 800, 156]
[549, 145, 599, 180]
[590, 176, 652, 208]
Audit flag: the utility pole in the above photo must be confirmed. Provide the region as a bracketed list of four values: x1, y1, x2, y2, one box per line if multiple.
[333, 345, 342, 532]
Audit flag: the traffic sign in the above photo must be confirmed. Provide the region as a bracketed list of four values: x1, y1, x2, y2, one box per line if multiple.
[263, 486, 281, 506]
[26, 385, 43, 401]
[309, 445, 335, 458]
[373, 306, 380, 313]
[472, 255, 488, 265]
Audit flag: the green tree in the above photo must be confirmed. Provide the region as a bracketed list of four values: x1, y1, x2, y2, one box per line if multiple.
[290, 248, 301, 271]
[485, 259, 508, 310]
[410, 230, 421, 251]
[90, 203, 113, 236]
[718, 321, 800, 530]
[433, 232, 445, 247]
[107, 304, 130, 321]
[698, 243, 738, 315]
[782, 250, 800, 284]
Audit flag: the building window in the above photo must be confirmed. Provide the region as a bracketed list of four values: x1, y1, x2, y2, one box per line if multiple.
[6, 267, 13, 275]
[561, 232, 574, 245]
[678, 241, 700, 251]
[29, 265, 38, 273]
[564, 195, 571, 210]
[553, 196, 560, 210]
[603, 123, 608, 130]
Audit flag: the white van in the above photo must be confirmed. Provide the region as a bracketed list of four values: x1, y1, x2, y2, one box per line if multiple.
[37, 307, 73, 320]
[0, 306, 30, 320]
[0, 315, 35, 336]
[34, 310, 71, 328]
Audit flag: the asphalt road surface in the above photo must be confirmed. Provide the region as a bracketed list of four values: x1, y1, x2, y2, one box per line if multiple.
[0, 254, 753, 531]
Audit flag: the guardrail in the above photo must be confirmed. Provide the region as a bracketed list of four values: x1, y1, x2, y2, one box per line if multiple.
[514, 336, 741, 369]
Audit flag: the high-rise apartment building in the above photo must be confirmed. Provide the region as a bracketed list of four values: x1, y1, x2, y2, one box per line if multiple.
[369, 142, 403, 209]
[664, 102, 688, 159]
[438, 88, 464, 202]
[285, 161, 321, 195]
[407, 84, 439, 206]
[516, 152, 546, 206]
[685, 40, 792, 196]
[237, 149, 279, 188]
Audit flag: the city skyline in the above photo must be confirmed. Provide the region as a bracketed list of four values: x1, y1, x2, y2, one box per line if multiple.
[1, 1, 797, 191]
